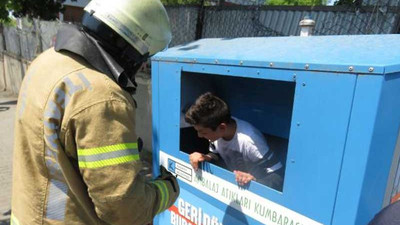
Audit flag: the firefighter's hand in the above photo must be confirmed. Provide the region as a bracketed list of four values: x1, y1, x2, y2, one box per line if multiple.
[158, 166, 179, 193]
[153, 166, 180, 215]
[189, 152, 207, 171]
[234, 170, 255, 186]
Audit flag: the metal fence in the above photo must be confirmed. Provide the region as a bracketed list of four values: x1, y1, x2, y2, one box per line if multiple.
[169, 4, 400, 46]
[0, 18, 62, 94]
[167, 6, 200, 47]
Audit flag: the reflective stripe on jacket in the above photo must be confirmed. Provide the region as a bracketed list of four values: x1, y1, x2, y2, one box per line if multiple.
[12, 48, 177, 225]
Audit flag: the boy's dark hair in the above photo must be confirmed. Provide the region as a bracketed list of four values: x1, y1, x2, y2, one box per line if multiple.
[185, 92, 231, 130]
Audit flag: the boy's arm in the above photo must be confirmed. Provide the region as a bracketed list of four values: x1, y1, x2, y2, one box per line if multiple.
[232, 142, 265, 185]
[205, 152, 220, 161]
[190, 141, 224, 170]
[189, 152, 214, 170]
[233, 170, 255, 186]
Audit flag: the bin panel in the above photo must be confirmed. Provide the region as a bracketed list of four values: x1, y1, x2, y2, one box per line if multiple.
[156, 62, 181, 162]
[152, 61, 161, 174]
[333, 73, 400, 225]
[155, 35, 400, 75]
[283, 71, 357, 223]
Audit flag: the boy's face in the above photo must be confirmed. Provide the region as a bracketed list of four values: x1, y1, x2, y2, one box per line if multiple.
[193, 124, 225, 142]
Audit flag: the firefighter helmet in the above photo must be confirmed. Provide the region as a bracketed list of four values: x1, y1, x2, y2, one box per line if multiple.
[84, 0, 172, 56]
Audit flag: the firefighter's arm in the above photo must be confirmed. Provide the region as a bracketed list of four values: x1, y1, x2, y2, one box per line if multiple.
[150, 167, 180, 217]
[68, 100, 179, 225]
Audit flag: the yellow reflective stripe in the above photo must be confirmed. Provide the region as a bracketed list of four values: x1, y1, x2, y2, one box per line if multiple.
[79, 154, 139, 169]
[78, 143, 138, 156]
[152, 181, 166, 214]
[11, 213, 20, 225]
[160, 181, 170, 211]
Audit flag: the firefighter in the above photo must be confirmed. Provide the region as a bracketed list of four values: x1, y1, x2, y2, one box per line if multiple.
[11, 0, 179, 224]
[368, 200, 400, 225]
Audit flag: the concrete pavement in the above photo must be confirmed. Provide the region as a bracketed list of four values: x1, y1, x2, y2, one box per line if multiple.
[0, 91, 17, 225]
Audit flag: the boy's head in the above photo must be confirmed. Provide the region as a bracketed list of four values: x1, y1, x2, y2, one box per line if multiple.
[185, 92, 232, 141]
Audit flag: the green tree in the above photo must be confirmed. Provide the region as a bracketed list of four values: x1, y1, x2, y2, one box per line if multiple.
[8, 0, 65, 20]
[0, 0, 10, 23]
[266, 0, 327, 6]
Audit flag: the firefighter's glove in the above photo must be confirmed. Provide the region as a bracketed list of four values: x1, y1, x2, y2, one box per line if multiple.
[158, 166, 179, 194]
[153, 166, 180, 214]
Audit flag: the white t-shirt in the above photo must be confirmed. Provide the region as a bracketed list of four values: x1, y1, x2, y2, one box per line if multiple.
[210, 117, 270, 172]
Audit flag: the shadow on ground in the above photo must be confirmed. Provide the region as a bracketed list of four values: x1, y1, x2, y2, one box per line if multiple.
[0, 100, 17, 111]
[0, 107, 10, 112]
[0, 101, 17, 105]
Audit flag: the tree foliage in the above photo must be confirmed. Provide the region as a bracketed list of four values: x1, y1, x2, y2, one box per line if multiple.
[266, 0, 327, 6]
[9, 0, 65, 20]
[0, 0, 9, 23]
[0, 0, 65, 22]
[333, 0, 361, 6]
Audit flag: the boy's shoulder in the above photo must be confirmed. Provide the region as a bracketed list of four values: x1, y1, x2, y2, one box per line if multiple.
[235, 118, 261, 137]
[234, 118, 268, 148]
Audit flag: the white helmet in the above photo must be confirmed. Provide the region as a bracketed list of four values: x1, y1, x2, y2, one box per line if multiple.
[84, 0, 172, 56]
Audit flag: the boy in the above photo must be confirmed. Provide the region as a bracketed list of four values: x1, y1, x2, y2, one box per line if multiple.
[185, 92, 284, 191]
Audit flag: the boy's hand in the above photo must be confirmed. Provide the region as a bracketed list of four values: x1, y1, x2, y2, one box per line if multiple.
[233, 170, 255, 186]
[189, 152, 207, 171]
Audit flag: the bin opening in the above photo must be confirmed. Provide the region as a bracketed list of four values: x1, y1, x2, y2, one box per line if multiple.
[179, 71, 295, 191]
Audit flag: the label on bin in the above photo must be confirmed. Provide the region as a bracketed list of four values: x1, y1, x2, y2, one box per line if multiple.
[168, 158, 192, 182]
[160, 151, 323, 225]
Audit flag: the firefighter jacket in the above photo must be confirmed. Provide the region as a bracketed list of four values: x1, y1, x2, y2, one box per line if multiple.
[11, 25, 179, 225]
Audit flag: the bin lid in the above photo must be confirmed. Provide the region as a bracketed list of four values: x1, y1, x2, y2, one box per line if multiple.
[153, 34, 400, 75]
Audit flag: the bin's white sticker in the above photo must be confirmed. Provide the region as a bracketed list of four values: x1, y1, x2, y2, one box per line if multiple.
[160, 151, 324, 225]
[168, 158, 192, 182]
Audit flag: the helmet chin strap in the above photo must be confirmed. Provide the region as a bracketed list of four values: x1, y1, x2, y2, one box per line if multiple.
[82, 12, 149, 82]
[118, 45, 149, 81]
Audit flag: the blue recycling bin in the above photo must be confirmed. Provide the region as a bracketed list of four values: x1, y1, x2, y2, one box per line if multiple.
[151, 35, 400, 225]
